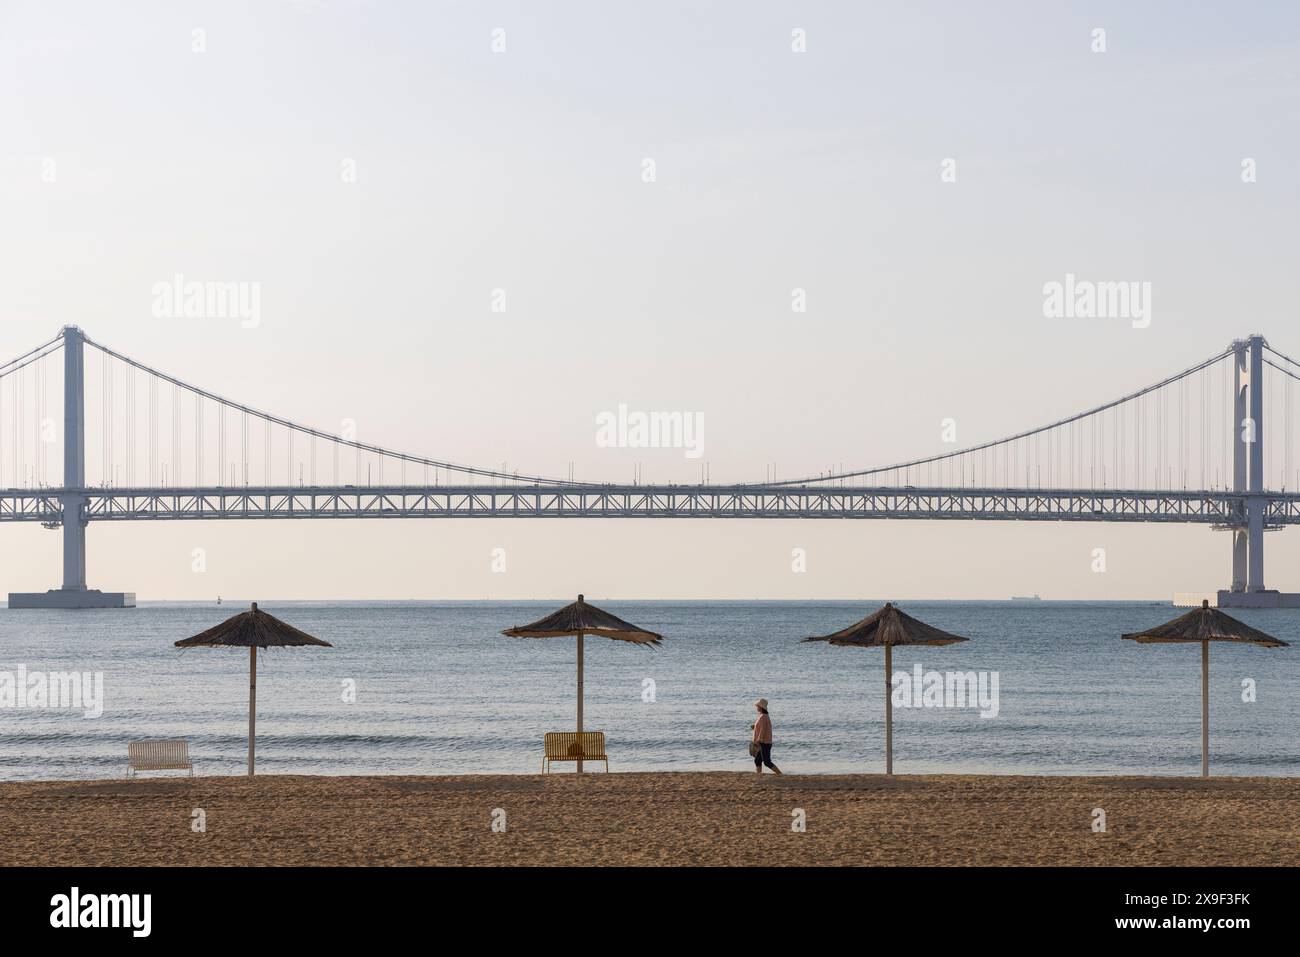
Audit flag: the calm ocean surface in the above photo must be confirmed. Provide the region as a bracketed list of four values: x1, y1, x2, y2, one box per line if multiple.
[0, 601, 1296, 781]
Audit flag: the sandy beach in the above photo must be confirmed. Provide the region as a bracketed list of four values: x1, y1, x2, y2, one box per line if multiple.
[1, 772, 1295, 866]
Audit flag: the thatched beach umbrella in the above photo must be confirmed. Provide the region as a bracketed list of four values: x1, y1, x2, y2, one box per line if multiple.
[175, 602, 332, 776]
[502, 594, 662, 772]
[804, 602, 969, 775]
[1122, 599, 1287, 778]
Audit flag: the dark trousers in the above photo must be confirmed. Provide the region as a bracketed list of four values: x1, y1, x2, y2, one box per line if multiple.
[754, 742, 776, 770]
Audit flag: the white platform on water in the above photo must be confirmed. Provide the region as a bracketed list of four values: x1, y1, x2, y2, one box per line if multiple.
[7, 589, 136, 609]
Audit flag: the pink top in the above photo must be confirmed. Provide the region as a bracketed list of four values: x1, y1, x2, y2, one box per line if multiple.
[753, 711, 772, 744]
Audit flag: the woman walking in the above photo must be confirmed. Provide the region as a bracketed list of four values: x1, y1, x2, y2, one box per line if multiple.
[751, 698, 782, 775]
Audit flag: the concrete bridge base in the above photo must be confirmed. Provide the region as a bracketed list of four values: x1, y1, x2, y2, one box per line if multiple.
[1216, 590, 1300, 609]
[8, 588, 136, 609]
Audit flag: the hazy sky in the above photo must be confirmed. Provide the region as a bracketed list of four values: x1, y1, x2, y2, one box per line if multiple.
[2, 1, 1299, 599]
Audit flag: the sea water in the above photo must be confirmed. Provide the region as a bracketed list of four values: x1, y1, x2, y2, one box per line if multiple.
[0, 600, 1295, 780]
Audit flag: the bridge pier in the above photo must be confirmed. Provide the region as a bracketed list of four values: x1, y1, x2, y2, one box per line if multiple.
[7, 325, 133, 610]
[1230, 529, 1247, 593]
[61, 491, 86, 590]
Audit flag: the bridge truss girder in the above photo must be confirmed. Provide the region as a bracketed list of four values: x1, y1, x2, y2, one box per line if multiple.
[0, 485, 1289, 524]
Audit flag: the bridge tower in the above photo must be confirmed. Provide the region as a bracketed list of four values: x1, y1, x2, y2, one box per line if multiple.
[1229, 339, 1248, 592]
[1218, 334, 1297, 608]
[61, 322, 87, 591]
[7, 326, 134, 609]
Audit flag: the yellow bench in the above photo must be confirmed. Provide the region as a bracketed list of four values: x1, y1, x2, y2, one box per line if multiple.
[542, 731, 608, 773]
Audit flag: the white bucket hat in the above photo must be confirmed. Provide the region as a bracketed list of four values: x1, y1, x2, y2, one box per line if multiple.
[755, 698, 769, 710]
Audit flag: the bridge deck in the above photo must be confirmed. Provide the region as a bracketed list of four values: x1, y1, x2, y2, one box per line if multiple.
[1, 485, 1295, 524]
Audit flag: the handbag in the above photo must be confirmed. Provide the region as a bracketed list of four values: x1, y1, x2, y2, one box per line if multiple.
[748, 741, 762, 758]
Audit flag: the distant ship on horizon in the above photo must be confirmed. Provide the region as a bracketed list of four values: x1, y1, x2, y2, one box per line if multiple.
[1010, 594, 1043, 601]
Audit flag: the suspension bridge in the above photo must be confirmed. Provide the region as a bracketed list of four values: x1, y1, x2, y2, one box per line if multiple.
[2, 326, 1299, 608]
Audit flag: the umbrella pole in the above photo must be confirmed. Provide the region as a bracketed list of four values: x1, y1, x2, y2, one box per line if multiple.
[1201, 640, 1209, 778]
[884, 644, 893, 776]
[576, 631, 584, 774]
[248, 645, 257, 777]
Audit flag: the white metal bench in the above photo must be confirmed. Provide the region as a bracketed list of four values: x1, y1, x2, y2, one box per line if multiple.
[127, 739, 193, 777]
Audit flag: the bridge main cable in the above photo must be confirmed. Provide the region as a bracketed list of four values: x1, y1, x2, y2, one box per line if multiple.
[0, 332, 64, 380]
[79, 333, 597, 488]
[763, 344, 1237, 488]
